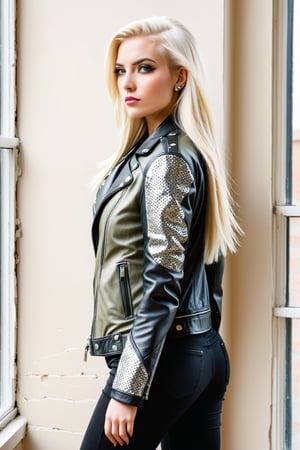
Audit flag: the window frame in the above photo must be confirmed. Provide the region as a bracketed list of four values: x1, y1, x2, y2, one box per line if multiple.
[272, 0, 300, 448]
[0, 0, 19, 428]
[0, 146, 18, 427]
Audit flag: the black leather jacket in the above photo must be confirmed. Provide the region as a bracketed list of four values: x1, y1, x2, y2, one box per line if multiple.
[86, 116, 224, 406]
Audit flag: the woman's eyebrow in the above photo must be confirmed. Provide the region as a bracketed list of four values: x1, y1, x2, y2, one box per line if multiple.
[115, 57, 157, 67]
[132, 57, 157, 65]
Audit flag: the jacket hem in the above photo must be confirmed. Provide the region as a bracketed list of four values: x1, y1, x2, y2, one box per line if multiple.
[89, 333, 128, 356]
[89, 309, 212, 357]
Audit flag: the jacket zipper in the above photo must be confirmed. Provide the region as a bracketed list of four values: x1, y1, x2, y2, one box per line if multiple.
[117, 262, 134, 319]
[144, 335, 166, 400]
[85, 190, 127, 360]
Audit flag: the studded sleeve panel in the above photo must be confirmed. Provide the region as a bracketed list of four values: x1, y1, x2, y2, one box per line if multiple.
[144, 154, 193, 272]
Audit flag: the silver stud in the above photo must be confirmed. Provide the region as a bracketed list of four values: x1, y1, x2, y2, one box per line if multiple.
[114, 334, 120, 341]
[112, 344, 118, 352]
[94, 343, 99, 350]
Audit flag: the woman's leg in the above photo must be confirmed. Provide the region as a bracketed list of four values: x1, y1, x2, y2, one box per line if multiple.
[80, 367, 117, 450]
[160, 389, 225, 450]
[80, 331, 229, 450]
[123, 331, 229, 449]
[80, 363, 165, 450]
[161, 336, 230, 450]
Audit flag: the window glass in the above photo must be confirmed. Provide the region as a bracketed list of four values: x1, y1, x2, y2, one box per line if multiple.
[0, 153, 2, 398]
[291, 319, 300, 449]
[288, 1, 300, 448]
[288, 218, 300, 307]
[0, 0, 3, 406]
[0, 0, 17, 422]
[289, 0, 300, 383]
[293, 140, 300, 204]
[0, 2, 2, 131]
[292, 0, 300, 204]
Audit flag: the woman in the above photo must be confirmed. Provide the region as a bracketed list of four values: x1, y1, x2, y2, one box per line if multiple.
[81, 16, 240, 450]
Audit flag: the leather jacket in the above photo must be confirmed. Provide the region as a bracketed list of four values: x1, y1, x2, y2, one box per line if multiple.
[86, 116, 224, 406]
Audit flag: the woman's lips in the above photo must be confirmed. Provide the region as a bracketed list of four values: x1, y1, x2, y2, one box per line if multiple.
[125, 96, 140, 105]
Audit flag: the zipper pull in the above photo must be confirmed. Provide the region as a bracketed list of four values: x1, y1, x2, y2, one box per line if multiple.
[119, 264, 125, 278]
[84, 339, 90, 362]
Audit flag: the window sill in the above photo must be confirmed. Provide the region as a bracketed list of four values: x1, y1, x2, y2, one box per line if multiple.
[0, 416, 27, 450]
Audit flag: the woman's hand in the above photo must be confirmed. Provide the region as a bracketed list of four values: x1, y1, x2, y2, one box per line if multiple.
[104, 398, 138, 447]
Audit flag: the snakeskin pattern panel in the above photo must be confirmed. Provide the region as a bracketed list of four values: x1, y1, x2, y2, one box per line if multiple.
[112, 338, 148, 397]
[145, 154, 193, 272]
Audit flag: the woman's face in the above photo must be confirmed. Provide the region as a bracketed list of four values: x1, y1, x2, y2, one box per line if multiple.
[115, 36, 181, 134]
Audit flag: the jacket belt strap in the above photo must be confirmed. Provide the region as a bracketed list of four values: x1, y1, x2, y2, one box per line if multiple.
[89, 333, 128, 356]
[89, 310, 212, 357]
[168, 310, 212, 336]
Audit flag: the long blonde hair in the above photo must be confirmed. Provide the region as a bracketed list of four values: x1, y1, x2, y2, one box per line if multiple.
[104, 16, 241, 263]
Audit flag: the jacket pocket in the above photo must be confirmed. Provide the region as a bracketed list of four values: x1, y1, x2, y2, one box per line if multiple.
[117, 262, 134, 319]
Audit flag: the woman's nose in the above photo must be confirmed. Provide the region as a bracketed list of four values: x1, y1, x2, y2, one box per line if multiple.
[122, 73, 135, 91]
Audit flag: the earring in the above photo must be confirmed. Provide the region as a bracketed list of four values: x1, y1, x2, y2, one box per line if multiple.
[175, 85, 183, 92]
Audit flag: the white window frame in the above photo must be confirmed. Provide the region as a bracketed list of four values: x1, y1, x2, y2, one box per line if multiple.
[0, 0, 15, 136]
[0, 0, 24, 439]
[0, 145, 18, 426]
[272, 0, 300, 448]
[0, 0, 27, 443]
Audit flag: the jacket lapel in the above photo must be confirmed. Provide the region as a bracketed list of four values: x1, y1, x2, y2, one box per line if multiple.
[91, 116, 178, 251]
[93, 149, 138, 219]
[91, 153, 141, 251]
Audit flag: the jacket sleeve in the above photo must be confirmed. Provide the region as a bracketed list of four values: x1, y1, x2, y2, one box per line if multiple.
[111, 151, 200, 406]
[205, 256, 224, 332]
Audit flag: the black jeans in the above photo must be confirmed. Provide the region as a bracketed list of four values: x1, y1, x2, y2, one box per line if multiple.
[80, 328, 230, 450]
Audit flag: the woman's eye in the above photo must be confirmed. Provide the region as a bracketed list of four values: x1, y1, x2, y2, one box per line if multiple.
[114, 67, 125, 75]
[139, 65, 155, 73]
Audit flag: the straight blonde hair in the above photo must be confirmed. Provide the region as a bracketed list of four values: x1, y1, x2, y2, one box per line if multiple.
[103, 16, 241, 263]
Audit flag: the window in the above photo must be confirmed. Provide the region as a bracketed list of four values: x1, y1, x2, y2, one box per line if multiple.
[273, 0, 300, 448]
[0, 0, 18, 427]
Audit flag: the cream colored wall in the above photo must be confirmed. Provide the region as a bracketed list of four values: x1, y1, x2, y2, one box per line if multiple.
[222, 1, 273, 449]
[16, 1, 224, 449]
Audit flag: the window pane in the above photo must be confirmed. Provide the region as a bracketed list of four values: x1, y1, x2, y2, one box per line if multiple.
[0, 148, 16, 419]
[0, 0, 16, 422]
[293, 140, 300, 203]
[292, 0, 300, 204]
[291, 319, 300, 449]
[0, 0, 2, 131]
[0, 152, 2, 401]
[288, 218, 300, 306]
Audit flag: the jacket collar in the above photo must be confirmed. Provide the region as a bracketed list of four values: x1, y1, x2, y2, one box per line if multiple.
[135, 115, 178, 157]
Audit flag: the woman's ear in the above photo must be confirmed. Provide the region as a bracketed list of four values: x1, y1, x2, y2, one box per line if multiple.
[176, 68, 188, 86]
